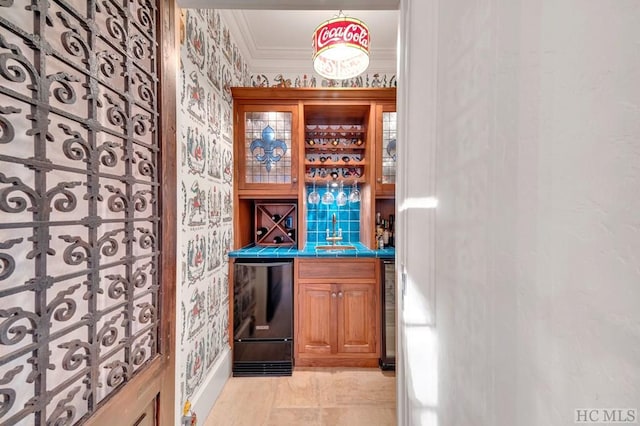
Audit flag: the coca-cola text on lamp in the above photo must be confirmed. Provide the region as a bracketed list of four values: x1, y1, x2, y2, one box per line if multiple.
[312, 12, 370, 80]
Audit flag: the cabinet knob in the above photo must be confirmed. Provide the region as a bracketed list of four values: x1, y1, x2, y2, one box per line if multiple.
[338, 291, 343, 298]
[377, 177, 382, 183]
[292, 177, 298, 183]
[331, 292, 337, 298]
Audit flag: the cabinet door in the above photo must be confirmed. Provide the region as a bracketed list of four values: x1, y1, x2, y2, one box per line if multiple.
[297, 283, 335, 354]
[235, 104, 299, 196]
[336, 283, 377, 354]
[375, 103, 397, 196]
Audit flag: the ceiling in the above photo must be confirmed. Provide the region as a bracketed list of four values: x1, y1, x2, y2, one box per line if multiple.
[178, 0, 399, 74]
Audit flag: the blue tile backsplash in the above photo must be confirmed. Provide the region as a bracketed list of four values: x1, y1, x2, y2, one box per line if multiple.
[306, 184, 360, 244]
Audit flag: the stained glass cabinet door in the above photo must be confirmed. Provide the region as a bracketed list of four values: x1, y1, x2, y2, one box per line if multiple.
[375, 103, 397, 197]
[234, 104, 300, 197]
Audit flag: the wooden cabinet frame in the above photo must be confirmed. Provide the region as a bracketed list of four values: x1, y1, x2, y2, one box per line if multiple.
[231, 88, 396, 251]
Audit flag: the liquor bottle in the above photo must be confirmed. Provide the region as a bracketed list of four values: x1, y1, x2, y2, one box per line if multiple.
[376, 212, 383, 238]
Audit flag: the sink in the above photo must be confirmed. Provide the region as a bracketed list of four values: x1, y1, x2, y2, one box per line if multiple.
[315, 245, 357, 251]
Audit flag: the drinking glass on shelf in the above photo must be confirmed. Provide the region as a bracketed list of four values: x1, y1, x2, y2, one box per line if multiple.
[321, 182, 334, 205]
[336, 181, 347, 207]
[349, 182, 361, 203]
[308, 181, 320, 205]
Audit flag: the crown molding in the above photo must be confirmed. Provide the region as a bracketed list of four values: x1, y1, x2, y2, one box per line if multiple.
[218, 10, 252, 66]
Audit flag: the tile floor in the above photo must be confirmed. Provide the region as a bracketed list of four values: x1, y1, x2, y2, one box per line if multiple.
[204, 367, 396, 426]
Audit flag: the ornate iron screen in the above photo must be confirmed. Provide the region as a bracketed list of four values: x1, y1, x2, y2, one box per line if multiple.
[0, 0, 161, 424]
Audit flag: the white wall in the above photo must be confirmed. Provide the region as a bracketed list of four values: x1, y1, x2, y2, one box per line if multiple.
[398, 0, 640, 424]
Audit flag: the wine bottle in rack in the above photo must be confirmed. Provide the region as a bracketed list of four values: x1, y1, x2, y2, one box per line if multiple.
[286, 229, 296, 240]
[284, 216, 294, 229]
[256, 227, 268, 238]
[273, 236, 283, 244]
[271, 214, 281, 223]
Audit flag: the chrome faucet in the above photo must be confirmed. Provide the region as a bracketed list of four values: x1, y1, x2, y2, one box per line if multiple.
[325, 213, 343, 245]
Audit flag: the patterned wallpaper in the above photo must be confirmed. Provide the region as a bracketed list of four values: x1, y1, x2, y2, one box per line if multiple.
[251, 72, 397, 88]
[177, 9, 249, 408]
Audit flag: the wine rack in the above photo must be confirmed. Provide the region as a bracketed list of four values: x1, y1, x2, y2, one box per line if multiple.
[304, 124, 366, 184]
[254, 202, 297, 247]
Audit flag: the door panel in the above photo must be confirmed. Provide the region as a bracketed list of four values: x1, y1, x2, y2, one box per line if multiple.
[133, 397, 157, 426]
[337, 283, 377, 353]
[297, 284, 333, 354]
[234, 104, 299, 196]
[375, 103, 398, 196]
[0, 0, 176, 424]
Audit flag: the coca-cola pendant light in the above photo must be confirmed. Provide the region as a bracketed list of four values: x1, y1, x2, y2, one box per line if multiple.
[312, 11, 370, 80]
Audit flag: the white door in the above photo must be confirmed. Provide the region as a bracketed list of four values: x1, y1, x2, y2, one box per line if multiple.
[396, 1, 439, 424]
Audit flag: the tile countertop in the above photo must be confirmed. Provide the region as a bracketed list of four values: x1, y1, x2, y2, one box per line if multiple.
[228, 242, 395, 258]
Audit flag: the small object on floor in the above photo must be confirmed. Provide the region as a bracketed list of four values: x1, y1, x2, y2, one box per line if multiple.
[182, 401, 197, 425]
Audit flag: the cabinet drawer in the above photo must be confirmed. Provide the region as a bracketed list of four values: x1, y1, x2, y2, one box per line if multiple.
[298, 259, 376, 280]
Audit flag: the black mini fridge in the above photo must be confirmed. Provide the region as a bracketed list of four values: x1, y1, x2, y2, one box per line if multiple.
[233, 259, 293, 376]
[380, 259, 396, 370]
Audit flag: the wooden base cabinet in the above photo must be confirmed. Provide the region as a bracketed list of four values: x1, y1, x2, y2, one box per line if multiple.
[295, 259, 380, 367]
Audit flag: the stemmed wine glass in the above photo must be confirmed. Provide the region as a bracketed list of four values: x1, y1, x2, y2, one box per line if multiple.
[321, 182, 334, 205]
[336, 181, 347, 206]
[349, 182, 361, 203]
[308, 181, 320, 205]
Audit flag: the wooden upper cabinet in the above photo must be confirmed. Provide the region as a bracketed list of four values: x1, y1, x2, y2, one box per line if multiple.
[375, 102, 398, 197]
[233, 102, 300, 197]
[231, 87, 396, 199]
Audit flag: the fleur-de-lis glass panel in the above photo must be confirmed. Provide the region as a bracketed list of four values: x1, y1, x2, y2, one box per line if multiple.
[244, 112, 292, 183]
[382, 111, 397, 184]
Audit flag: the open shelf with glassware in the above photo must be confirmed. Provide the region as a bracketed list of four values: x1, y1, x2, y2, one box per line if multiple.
[303, 144, 366, 184]
[303, 104, 370, 186]
[254, 202, 297, 247]
[302, 103, 372, 249]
